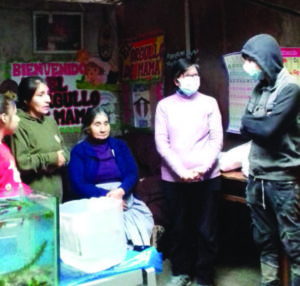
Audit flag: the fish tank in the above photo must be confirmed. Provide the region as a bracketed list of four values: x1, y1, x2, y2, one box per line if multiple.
[0, 194, 59, 286]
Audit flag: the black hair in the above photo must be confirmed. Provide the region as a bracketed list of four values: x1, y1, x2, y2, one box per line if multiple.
[17, 76, 46, 110]
[0, 79, 18, 95]
[81, 105, 110, 135]
[0, 92, 15, 114]
[242, 53, 255, 61]
[171, 58, 200, 83]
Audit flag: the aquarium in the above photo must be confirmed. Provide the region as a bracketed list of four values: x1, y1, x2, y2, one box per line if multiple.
[0, 194, 59, 286]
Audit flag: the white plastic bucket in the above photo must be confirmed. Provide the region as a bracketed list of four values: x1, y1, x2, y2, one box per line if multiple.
[59, 197, 127, 273]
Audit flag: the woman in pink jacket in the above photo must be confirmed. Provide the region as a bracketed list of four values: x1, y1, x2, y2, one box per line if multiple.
[0, 92, 32, 197]
[155, 58, 223, 286]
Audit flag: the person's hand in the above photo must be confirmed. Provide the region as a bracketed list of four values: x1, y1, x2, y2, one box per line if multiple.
[106, 188, 125, 200]
[180, 169, 202, 182]
[193, 169, 205, 181]
[57, 150, 66, 167]
[106, 188, 127, 210]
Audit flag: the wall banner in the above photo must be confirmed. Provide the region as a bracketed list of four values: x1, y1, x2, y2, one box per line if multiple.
[11, 61, 119, 133]
[132, 84, 151, 128]
[281, 47, 300, 84]
[120, 35, 164, 82]
[223, 52, 257, 134]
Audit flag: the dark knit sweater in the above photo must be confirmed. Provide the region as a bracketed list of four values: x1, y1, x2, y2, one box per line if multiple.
[68, 137, 138, 198]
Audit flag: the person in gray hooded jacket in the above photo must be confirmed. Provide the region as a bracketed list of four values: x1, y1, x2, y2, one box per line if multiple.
[240, 34, 300, 286]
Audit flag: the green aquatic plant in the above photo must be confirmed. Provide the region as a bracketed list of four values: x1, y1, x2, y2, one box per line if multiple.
[2, 271, 52, 286]
[2, 241, 48, 286]
[0, 197, 57, 286]
[28, 277, 50, 286]
[11, 241, 47, 276]
[42, 211, 54, 219]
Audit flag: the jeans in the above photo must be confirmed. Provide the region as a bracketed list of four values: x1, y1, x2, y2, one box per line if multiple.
[246, 176, 300, 286]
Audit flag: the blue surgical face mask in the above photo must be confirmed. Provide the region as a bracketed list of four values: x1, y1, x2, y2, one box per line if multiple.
[247, 69, 262, 80]
[178, 76, 200, 97]
[243, 61, 263, 80]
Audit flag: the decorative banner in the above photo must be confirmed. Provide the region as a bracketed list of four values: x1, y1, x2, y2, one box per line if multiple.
[120, 35, 164, 82]
[165, 49, 199, 66]
[132, 84, 151, 128]
[11, 61, 119, 133]
[224, 48, 300, 134]
[281, 47, 300, 84]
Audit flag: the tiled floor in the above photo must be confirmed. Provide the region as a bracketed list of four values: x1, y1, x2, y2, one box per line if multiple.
[156, 258, 261, 286]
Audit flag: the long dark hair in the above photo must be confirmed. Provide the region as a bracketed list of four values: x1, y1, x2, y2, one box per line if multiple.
[81, 106, 110, 136]
[17, 76, 46, 110]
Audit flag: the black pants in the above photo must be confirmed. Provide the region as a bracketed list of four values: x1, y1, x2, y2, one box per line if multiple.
[162, 177, 220, 285]
[246, 176, 300, 286]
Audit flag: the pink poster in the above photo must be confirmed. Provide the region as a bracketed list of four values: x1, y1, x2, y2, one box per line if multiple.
[10, 61, 119, 133]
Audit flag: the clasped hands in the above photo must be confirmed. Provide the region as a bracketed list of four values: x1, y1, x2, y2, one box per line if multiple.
[48, 150, 66, 173]
[180, 169, 205, 183]
[57, 150, 66, 167]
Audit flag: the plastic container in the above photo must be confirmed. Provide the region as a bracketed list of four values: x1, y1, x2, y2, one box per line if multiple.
[0, 194, 59, 286]
[59, 197, 127, 273]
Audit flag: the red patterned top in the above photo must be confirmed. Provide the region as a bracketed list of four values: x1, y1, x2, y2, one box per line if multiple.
[0, 142, 32, 197]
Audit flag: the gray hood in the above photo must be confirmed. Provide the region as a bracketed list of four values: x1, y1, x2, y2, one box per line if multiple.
[241, 34, 283, 86]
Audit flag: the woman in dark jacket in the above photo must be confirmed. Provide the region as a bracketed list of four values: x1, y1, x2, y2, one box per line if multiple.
[68, 106, 154, 249]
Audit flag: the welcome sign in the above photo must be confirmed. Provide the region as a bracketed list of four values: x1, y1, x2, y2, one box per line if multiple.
[11, 62, 119, 132]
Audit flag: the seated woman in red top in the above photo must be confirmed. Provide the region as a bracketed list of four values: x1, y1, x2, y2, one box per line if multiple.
[0, 92, 32, 197]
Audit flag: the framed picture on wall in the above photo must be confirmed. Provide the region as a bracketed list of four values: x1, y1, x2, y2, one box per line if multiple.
[33, 12, 83, 54]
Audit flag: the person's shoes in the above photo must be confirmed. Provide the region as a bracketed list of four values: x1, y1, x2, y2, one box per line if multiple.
[166, 274, 191, 286]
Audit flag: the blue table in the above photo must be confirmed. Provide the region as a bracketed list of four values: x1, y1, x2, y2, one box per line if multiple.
[60, 247, 162, 286]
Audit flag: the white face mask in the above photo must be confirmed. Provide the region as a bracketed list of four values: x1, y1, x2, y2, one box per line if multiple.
[243, 61, 263, 80]
[178, 76, 200, 96]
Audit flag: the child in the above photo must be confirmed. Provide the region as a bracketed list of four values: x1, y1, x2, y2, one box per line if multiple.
[0, 91, 32, 197]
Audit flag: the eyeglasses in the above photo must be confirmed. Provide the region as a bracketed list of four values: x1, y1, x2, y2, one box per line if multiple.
[182, 74, 199, 79]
